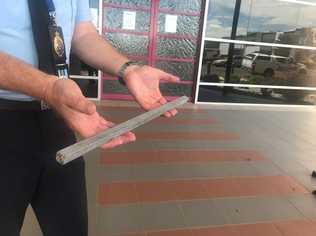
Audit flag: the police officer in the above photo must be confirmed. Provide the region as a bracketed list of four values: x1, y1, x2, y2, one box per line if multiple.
[0, 0, 179, 235]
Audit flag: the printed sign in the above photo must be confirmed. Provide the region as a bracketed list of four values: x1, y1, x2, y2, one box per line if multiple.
[123, 11, 136, 30]
[165, 14, 178, 33]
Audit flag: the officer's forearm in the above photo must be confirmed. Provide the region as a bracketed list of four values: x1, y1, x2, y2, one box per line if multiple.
[0, 52, 57, 100]
[72, 22, 129, 76]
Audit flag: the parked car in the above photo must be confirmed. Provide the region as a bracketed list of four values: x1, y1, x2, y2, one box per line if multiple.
[213, 55, 243, 68]
[242, 53, 308, 98]
[241, 53, 307, 78]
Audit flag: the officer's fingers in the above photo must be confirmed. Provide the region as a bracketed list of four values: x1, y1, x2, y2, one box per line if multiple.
[169, 108, 178, 116]
[158, 71, 180, 83]
[101, 132, 136, 149]
[158, 97, 177, 118]
[97, 117, 136, 149]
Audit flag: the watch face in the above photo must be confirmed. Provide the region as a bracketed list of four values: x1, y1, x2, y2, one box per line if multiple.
[53, 31, 65, 57]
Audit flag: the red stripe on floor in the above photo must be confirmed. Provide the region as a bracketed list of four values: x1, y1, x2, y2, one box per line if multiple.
[101, 150, 265, 165]
[136, 132, 239, 140]
[99, 176, 308, 205]
[99, 182, 138, 206]
[274, 220, 316, 236]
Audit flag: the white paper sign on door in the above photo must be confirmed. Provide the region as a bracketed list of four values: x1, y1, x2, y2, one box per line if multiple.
[123, 11, 136, 30]
[165, 15, 178, 33]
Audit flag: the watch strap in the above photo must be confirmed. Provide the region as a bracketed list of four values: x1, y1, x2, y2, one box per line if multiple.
[117, 61, 141, 85]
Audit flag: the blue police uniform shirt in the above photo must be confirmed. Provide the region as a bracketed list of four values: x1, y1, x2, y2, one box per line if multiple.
[0, 0, 91, 101]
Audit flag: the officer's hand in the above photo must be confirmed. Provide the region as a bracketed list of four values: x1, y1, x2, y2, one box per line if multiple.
[44, 78, 136, 149]
[124, 65, 180, 117]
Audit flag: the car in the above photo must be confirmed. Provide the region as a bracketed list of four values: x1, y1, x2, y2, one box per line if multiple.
[213, 55, 243, 68]
[242, 53, 308, 98]
[241, 53, 307, 78]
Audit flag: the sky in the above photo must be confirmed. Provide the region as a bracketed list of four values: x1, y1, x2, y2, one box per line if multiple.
[206, 0, 316, 38]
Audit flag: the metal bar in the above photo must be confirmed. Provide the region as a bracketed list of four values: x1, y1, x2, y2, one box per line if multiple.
[56, 96, 189, 165]
[194, 0, 210, 103]
[224, 0, 242, 91]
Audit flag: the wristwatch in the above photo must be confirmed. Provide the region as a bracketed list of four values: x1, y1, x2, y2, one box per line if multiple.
[117, 61, 142, 85]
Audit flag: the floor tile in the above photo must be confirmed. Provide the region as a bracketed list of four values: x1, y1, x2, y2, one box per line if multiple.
[274, 220, 316, 236]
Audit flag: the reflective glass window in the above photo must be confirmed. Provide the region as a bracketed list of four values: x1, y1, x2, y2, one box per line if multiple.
[206, 0, 316, 47]
[200, 40, 316, 88]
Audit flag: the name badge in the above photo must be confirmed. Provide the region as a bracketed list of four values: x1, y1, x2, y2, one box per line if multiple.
[48, 25, 66, 65]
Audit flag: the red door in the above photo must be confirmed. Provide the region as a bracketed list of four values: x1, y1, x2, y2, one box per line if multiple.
[102, 0, 203, 101]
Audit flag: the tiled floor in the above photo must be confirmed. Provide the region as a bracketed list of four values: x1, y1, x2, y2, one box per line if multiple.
[21, 102, 316, 236]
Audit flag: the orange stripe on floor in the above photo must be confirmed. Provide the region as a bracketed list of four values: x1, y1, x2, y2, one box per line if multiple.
[275, 220, 316, 236]
[99, 176, 308, 205]
[136, 132, 239, 140]
[101, 150, 265, 165]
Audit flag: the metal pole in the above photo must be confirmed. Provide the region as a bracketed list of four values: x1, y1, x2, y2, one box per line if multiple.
[56, 96, 189, 165]
[223, 0, 242, 95]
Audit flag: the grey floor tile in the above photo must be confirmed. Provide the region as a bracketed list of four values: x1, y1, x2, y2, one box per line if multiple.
[250, 161, 284, 176]
[137, 124, 223, 132]
[287, 194, 316, 219]
[109, 161, 283, 182]
[140, 202, 186, 231]
[211, 196, 304, 225]
[132, 164, 191, 181]
[110, 141, 252, 152]
[271, 157, 309, 173]
[180, 200, 227, 227]
[97, 204, 144, 235]
[288, 171, 316, 192]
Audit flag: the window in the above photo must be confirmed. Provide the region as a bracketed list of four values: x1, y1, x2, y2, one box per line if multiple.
[257, 56, 270, 61]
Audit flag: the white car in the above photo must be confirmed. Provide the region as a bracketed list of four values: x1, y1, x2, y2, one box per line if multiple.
[242, 53, 306, 78]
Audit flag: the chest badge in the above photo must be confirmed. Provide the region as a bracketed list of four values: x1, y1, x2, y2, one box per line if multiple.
[53, 31, 65, 57]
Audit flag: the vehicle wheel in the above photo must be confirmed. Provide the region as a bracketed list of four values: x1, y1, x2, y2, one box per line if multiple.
[261, 88, 273, 97]
[263, 69, 274, 79]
